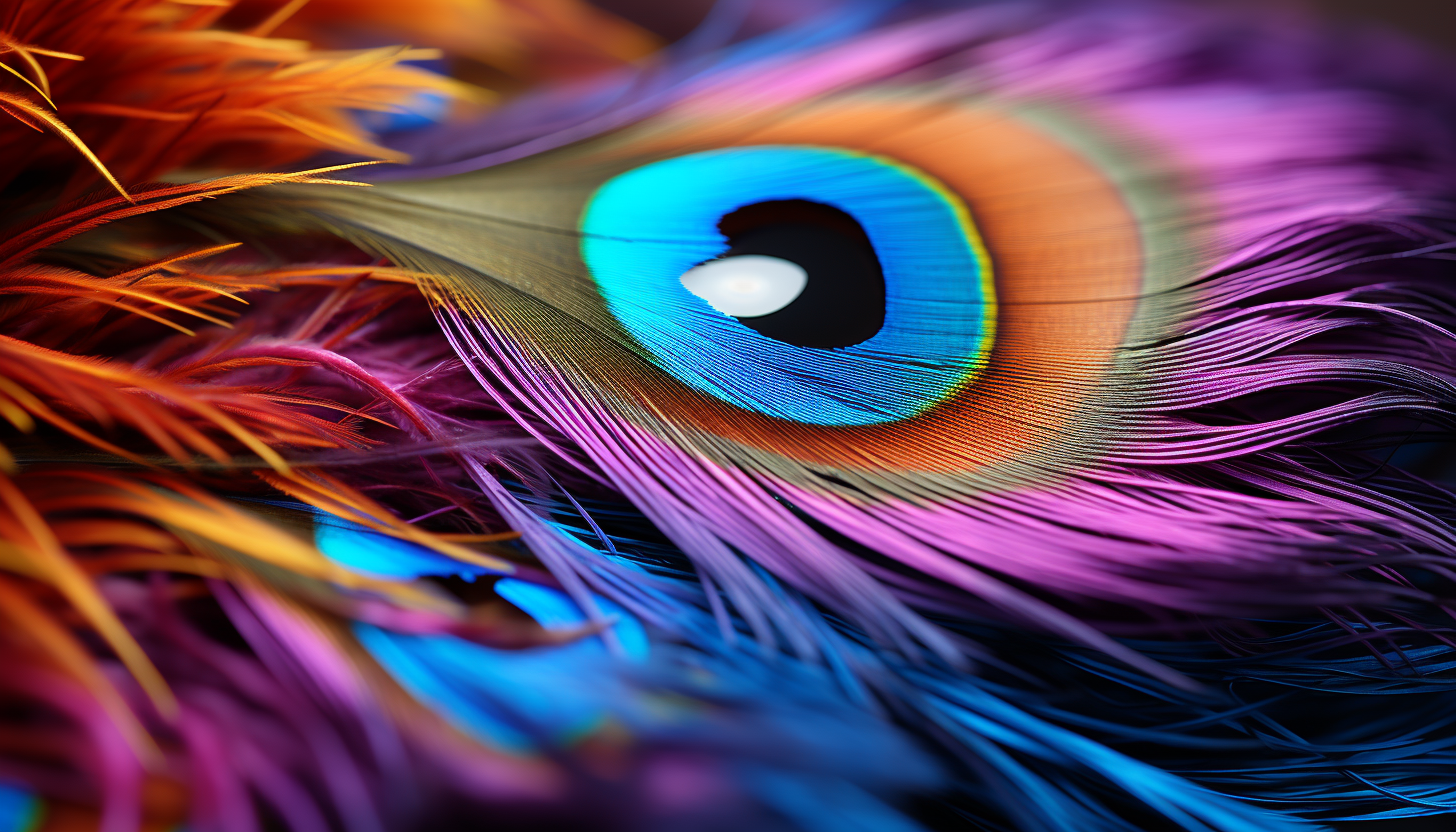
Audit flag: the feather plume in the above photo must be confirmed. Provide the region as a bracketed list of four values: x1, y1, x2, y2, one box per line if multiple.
[4, 1, 1456, 831]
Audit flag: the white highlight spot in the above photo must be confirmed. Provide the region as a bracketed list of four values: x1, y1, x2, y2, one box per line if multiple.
[679, 255, 808, 318]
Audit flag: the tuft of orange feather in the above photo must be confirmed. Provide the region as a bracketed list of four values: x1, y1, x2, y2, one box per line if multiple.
[0, 464, 530, 764]
[0, 0, 470, 198]
[0, 2, 628, 824]
[230, 0, 661, 86]
[0, 167, 403, 471]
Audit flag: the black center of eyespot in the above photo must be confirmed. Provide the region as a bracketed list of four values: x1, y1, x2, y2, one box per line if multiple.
[715, 199, 886, 349]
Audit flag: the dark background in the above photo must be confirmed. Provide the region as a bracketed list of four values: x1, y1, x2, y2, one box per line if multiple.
[584, 1, 1456, 830]
[592, 0, 1456, 50]
[1293, 0, 1456, 50]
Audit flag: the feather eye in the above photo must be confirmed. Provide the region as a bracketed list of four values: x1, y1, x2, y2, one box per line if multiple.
[581, 143, 994, 424]
[254, 96, 1179, 479]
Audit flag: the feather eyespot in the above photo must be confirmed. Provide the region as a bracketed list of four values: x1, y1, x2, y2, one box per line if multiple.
[580, 145, 994, 426]
[314, 101, 1177, 476]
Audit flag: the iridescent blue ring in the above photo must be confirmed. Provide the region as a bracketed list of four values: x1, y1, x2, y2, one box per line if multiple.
[580, 145, 995, 426]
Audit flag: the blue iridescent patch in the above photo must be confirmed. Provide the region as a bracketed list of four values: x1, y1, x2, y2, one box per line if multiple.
[580, 145, 994, 426]
[0, 783, 39, 832]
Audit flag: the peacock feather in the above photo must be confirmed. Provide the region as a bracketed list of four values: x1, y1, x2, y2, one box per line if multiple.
[0, 0, 1453, 830]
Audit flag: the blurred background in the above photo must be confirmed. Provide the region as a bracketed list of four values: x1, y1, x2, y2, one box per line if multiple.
[1298, 0, 1456, 49]
[587, 0, 1456, 50]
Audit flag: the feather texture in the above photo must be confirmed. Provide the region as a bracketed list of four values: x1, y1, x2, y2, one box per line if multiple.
[2, 1, 1456, 831]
